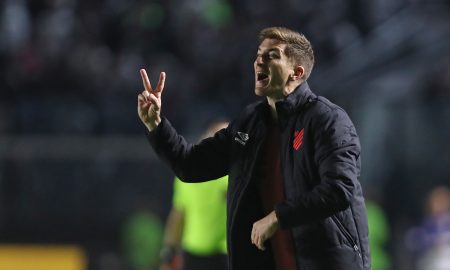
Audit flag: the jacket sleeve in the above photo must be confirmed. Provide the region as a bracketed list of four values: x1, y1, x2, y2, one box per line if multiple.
[146, 117, 231, 182]
[275, 107, 361, 228]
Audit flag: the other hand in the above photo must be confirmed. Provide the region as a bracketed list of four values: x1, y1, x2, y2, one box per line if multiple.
[251, 210, 280, 251]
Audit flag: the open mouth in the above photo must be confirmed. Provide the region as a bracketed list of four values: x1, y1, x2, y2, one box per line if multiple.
[256, 72, 269, 87]
[257, 72, 269, 81]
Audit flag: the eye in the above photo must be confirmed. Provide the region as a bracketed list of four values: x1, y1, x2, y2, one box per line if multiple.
[256, 51, 280, 62]
[261, 53, 272, 62]
[268, 51, 279, 59]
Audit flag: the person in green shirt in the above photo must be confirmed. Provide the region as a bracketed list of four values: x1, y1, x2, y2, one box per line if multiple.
[160, 120, 229, 270]
[123, 205, 164, 270]
[366, 200, 391, 270]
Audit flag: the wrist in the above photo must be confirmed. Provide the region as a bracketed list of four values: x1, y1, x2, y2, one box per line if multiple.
[147, 116, 161, 131]
[271, 210, 280, 229]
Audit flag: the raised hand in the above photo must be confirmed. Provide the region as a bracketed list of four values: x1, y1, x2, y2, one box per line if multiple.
[137, 69, 166, 131]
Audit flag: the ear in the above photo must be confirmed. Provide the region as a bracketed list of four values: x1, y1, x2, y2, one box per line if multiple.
[290, 66, 305, 81]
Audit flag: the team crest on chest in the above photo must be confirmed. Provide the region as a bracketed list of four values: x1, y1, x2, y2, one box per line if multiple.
[293, 128, 304, 150]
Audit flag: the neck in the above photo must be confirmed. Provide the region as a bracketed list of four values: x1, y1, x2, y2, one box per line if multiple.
[266, 81, 302, 119]
[284, 81, 302, 96]
[267, 98, 279, 119]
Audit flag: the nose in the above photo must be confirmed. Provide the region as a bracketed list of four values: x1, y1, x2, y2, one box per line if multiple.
[255, 55, 263, 66]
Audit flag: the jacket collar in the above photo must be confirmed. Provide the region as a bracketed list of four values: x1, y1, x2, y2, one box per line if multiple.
[275, 81, 316, 116]
[254, 81, 316, 123]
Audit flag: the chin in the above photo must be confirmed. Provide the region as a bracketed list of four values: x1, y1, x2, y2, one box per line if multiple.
[254, 87, 267, 97]
[255, 81, 269, 93]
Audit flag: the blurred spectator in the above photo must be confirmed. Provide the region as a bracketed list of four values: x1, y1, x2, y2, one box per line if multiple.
[160, 120, 228, 270]
[122, 204, 164, 270]
[405, 186, 450, 270]
[366, 199, 391, 270]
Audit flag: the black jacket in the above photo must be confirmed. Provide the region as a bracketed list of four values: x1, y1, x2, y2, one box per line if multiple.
[148, 82, 371, 270]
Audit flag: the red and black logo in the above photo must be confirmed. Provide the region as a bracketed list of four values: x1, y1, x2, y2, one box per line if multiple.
[293, 128, 304, 150]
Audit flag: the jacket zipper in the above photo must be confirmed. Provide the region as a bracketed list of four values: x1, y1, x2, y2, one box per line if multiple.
[331, 216, 362, 259]
[228, 127, 266, 269]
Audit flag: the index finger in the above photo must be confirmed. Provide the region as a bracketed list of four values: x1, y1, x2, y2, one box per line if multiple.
[140, 69, 153, 92]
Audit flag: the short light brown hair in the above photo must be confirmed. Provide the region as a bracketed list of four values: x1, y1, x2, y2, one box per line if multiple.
[259, 27, 315, 81]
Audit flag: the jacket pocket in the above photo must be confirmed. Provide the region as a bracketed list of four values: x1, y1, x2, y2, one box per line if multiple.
[331, 215, 362, 262]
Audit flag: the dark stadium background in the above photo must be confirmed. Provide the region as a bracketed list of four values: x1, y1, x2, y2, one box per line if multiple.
[0, 0, 449, 269]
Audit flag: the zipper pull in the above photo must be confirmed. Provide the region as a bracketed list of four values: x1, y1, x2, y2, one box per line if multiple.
[353, 245, 362, 258]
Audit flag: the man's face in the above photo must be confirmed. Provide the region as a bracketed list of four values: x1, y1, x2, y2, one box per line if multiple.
[254, 38, 294, 99]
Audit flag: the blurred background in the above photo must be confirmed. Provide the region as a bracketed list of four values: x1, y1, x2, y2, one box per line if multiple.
[0, 0, 450, 269]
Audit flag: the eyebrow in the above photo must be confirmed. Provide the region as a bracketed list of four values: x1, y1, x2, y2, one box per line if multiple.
[257, 48, 283, 54]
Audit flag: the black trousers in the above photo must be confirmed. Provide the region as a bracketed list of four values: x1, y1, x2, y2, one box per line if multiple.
[183, 250, 228, 270]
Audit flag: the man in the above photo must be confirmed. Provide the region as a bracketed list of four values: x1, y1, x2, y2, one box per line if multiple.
[137, 27, 371, 270]
[160, 120, 229, 270]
